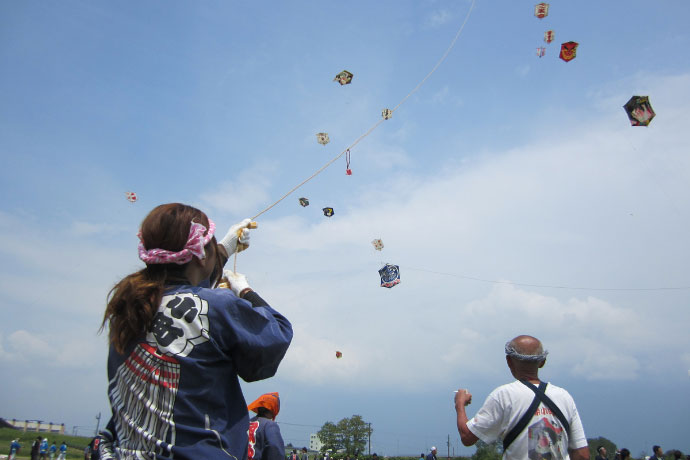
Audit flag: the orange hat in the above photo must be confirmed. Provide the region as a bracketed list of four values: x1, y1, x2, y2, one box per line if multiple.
[247, 392, 280, 416]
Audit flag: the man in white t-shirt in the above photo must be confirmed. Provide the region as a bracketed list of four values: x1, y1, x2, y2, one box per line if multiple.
[453, 335, 589, 460]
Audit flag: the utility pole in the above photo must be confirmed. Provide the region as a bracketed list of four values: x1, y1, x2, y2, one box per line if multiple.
[367, 423, 371, 456]
[95, 412, 101, 436]
[446, 434, 450, 460]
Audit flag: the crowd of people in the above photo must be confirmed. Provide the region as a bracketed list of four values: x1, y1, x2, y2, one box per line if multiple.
[7, 437, 68, 460]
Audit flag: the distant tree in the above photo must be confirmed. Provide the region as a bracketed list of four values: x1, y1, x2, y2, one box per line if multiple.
[471, 440, 502, 460]
[588, 437, 617, 459]
[317, 416, 371, 455]
[318, 422, 341, 454]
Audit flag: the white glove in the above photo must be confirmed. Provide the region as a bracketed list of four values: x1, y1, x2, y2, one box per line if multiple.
[219, 218, 252, 255]
[223, 270, 251, 297]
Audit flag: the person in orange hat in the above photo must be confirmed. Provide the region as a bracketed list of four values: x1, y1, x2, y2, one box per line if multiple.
[247, 392, 285, 460]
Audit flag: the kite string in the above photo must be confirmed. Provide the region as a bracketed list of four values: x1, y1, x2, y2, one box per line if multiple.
[251, 119, 385, 220]
[392, 0, 476, 112]
[405, 266, 690, 291]
[249, 0, 477, 222]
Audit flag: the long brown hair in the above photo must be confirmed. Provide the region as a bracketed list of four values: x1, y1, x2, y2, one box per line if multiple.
[101, 203, 213, 354]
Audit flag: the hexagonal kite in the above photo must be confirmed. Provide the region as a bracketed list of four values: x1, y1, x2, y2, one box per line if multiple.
[379, 263, 400, 288]
[534, 3, 549, 18]
[322, 207, 334, 217]
[559, 41, 578, 62]
[624, 96, 656, 126]
[371, 239, 384, 251]
[316, 132, 330, 145]
[334, 70, 353, 86]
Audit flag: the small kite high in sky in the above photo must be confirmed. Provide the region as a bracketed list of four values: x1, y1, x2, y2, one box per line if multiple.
[125, 191, 137, 203]
[316, 132, 330, 145]
[382, 109, 393, 120]
[335, 351, 342, 359]
[299, 197, 309, 207]
[624, 96, 656, 126]
[534, 3, 549, 19]
[537, 47, 546, 58]
[559, 41, 578, 62]
[372, 239, 384, 251]
[379, 263, 400, 288]
[334, 70, 353, 86]
[544, 30, 555, 44]
[322, 207, 334, 217]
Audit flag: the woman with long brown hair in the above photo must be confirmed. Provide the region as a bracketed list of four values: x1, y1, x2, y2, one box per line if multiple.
[98, 203, 292, 460]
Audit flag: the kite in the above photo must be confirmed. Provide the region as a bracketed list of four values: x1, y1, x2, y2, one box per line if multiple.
[544, 30, 555, 44]
[534, 3, 549, 19]
[335, 351, 342, 359]
[559, 41, 578, 62]
[125, 191, 138, 203]
[334, 70, 353, 85]
[379, 263, 400, 288]
[316, 132, 330, 145]
[299, 197, 310, 207]
[623, 96, 656, 126]
[536, 47, 546, 58]
[322, 207, 334, 217]
[382, 109, 393, 120]
[345, 149, 352, 176]
[371, 239, 384, 251]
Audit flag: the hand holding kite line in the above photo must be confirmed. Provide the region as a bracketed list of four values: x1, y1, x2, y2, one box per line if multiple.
[221, 270, 252, 297]
[219, 218, 258, 256]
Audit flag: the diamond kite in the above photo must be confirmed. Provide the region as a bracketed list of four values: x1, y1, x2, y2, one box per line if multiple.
[534, 3, 549, 19]
[322, 207, 334, 217]
[379, 263, 400, 288]
[316, 133, 330, 145]
[334, 70, 353, 85]
[537, 47, 546, 58]
[544, 30, 555, 44]
[624, 96, 656, 126]
[335, 351, 342, 359]
[382, 109, 393, 120]
[559, 41, 578, 62]
[299, 197, 309, 207]
[125, 191, 138, 203]
[371, 239, 384, 251]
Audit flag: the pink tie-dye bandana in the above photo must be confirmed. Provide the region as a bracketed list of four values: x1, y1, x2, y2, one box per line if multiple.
[138, 220, 216, 265]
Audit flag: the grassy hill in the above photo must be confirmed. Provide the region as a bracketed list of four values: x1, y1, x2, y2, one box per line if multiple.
[0, 427, 90, 459]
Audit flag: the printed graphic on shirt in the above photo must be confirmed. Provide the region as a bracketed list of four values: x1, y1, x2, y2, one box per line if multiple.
[146, 293, 210, 357]
[248, 420, 260, 460]
[527, 417, 565, 460]
[109, 343, 180, 459]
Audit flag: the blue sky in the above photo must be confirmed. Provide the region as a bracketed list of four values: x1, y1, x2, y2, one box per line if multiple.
[1, 0, 689, 456]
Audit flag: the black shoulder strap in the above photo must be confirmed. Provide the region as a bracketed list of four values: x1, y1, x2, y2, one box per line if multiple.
[502, 381, 546, 451]
[519, 380, 570, 435]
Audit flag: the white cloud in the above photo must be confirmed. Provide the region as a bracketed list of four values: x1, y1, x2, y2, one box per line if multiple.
[200, 162, 278, 218]
[236, 71, 690, 388]
[431, 85, 450, 104]
[0, 330, 105, 370]
[515, 64, 530, 78]
[425, 9, 452, 29]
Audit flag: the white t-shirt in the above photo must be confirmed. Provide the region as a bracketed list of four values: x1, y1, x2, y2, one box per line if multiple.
[467, 380, 587, 460]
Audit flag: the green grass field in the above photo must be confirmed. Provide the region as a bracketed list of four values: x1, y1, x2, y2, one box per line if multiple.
[0, 427, 90, 460]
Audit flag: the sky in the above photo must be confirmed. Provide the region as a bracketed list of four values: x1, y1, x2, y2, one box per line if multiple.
[1, 0, 689, 457]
